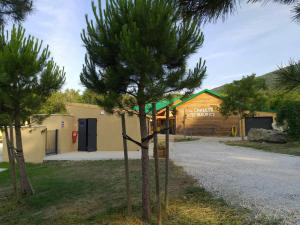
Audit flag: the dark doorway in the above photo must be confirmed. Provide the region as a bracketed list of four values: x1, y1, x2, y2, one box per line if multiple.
[245, 117, 273, 135]
[46, 129, 58, 155]
[78, 118, 97, 152]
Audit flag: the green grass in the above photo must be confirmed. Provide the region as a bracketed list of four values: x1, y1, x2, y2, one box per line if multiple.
[225, 140, 300, 156]
[0, 160, 280, 225]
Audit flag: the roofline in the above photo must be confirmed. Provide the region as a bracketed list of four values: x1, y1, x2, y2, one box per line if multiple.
[172, 89, 223, 108]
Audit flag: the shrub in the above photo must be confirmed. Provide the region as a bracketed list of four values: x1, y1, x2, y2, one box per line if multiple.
[277, 100, 300, 139]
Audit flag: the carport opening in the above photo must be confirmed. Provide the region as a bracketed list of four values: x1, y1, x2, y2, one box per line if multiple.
[245, 117, 273, 136]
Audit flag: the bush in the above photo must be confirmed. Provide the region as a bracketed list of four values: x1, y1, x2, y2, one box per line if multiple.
[277, 100, 300, 139]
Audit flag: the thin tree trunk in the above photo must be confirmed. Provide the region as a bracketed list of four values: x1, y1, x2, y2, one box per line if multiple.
[152, 103, 161, 225]
[121, 113, 132, 215]
[164, 106, 170, 210]
[14, 117, 34, 195]
[4, 126, 17, 194]
[240, 116, 245, 141]
[139, 104, 151, 222]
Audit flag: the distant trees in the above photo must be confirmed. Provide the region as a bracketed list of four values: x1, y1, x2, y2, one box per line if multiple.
[177, 0, 300, 23]
[0, 25, 65, 195]
[277, 100, 300, 139]
[0, 0, 33, 25]
[81, 0, 206, 221]
[220, 75, 267, 140]
[40, 89, 82, 114]
[273, 60, 300, 139]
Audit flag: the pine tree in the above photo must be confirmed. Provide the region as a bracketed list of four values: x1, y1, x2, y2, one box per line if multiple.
[81, 0, 206, 221]
[0, 0, 33, 25]
[0, 25, 65, 195]
[178, 0, 300, 23]
[275, 60, 300, 91]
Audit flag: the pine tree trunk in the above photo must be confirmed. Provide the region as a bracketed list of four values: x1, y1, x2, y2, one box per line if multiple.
[139, 104, 151, 222]
[152, 103, 161, 225]
[164, 106, 170, 210]
[121, 113, 132, 215]
[240, 116, 245, 141]
[4, 126, 17, 194]
[14, 117, 34, 195]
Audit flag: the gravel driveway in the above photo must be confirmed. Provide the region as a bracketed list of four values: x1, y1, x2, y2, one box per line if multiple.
[170, 137, 300, 224]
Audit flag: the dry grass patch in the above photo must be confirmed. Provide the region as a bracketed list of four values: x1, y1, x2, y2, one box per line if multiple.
[225, 140, 300, 156]
[0, 160, 280, 225]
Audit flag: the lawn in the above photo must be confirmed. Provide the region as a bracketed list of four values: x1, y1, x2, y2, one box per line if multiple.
[0, 160, 279, 225]
[225, 140, 300, 156]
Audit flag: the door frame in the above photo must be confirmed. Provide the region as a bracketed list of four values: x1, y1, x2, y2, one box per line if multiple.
[78, 118, 97, 152]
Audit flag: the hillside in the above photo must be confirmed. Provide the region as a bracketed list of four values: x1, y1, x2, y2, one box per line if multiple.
[213, 70, 279, 93]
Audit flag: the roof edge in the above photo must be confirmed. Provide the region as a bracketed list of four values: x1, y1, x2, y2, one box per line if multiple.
[172, 89, 223, 108]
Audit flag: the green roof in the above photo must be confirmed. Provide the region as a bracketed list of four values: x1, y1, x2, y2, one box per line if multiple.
[133, 97, 180, 114]
[172, 89, 223, 108]
[133, 89, 222, 114]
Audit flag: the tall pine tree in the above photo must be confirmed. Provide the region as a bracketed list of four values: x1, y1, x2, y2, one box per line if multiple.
[0, 25, 65, 195]
[81, 0, 206, 221]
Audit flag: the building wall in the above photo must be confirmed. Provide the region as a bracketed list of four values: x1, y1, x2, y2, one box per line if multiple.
[2, 104, 141, 164]
[41, 115, 76, 154]
[2, 126, 47, 163]
[175, 93, 240, 136]
[66, 103, 140, 151]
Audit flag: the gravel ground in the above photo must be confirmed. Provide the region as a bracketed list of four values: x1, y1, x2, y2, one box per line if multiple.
[170, 137, 300, 224]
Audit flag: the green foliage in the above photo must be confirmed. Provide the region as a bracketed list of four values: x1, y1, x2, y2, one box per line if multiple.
[81, 89, 101, 105]
[0, 0, 33, 25]
[39, 92, 68, 114]
[40, 89, 87, 114]
[220, 74, 267, 118]
[275, 60, 300, 91]
[0, 25, 65, 124]
[178, 0, 300, 23]
[267, 91, 300, 112]
[81, 0, 206, 110]
[277, 100, 300, 139]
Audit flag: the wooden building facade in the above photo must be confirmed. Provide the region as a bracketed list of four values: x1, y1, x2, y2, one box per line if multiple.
[154, 89, 276, 137]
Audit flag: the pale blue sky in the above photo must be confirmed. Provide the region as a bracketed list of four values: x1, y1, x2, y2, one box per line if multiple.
[18, 0, 300, 91]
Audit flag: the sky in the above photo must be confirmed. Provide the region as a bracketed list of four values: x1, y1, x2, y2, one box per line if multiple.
[17, 0, 300, 91]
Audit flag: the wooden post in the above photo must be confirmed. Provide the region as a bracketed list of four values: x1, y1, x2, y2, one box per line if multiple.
[164, 106, 170, 210]
[121, 113, 132, 215]
[152, 103, 161, 225]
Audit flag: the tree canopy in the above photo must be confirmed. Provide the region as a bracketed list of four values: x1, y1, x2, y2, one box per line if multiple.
[275, 60, 300, 91]
[220, 74, 267, 118]
[178, 0, 300, 23]
[0, 25, 65, 195]
[81, 0, 206, 109]
[0, 0, 33, 25]
[81, 0, 206, 221]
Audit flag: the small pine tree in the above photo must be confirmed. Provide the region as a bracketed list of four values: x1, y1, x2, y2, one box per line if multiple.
[0, 25, 65, 195]
[81, 0, 206, 221]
